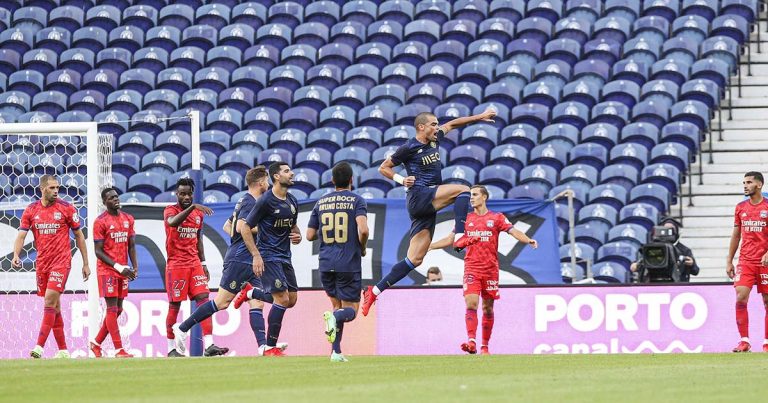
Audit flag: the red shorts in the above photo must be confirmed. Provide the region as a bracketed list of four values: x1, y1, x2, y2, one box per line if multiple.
[165, 265, 209, 302]
[734, 263, 768, 293]
[36, 267, 70, 296]
[98, 274, 129, 298]
[463, 272, 500, 300]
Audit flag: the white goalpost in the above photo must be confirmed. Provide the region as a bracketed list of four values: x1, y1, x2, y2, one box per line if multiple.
[0, 122, 111, 358]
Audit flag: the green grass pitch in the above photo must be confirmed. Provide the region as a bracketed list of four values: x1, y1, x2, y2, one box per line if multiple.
[1, 354, 767, 402]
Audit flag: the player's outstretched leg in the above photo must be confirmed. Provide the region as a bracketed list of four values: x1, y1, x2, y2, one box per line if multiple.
[234, 283, 274, 309]
[431, 184, 471, 250]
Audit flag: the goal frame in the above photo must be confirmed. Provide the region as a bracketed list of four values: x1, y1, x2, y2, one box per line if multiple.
[0, 122, 101, 342]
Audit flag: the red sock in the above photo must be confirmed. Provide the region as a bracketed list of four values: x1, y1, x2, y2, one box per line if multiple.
[95, 319, 109, 345]
[53, 311, 67, 350]
[37, 307, 56, 347]
[482, 312, 495, 346]
[105, 306, 122, 349]
[166, 304, 180, 339]
[465, 309, 478, 340]
[764, 304, 768, 341]
[736, 302, 749, 338]
[197, 299, 213, 336]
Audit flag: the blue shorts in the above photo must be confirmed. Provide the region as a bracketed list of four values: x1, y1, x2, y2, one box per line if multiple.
[262, 260, 298, 293]
[219, 261, 264, 294]
[320, 271, 362, 302]
[406, 186, 438, 239]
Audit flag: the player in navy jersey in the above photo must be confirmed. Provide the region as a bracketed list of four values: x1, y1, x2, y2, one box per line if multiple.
[178, 162, 301, 356]
[361, 109, 497, 316]
[306, 162, 369, 362]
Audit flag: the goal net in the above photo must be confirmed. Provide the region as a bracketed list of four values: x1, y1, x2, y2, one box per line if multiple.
[0, 122, 112, 358]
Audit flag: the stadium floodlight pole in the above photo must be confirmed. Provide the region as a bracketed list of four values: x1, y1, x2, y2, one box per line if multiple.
[188, 110, 204, 357]
[551, 189, 578, 277]
[0, 122, 102, 349]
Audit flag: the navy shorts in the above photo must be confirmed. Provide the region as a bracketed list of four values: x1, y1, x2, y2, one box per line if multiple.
[406, 186, 438, 239]
[262, 260, 298, 293]
[320, 271, 362, 302]
[219, 261, 263, 294]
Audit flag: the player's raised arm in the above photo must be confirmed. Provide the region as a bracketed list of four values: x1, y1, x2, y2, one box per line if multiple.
[167, 203, 213, 227]
[429, 232, 455, 250]
[439, 109, 497, 133]
[507, 228, 538, 249]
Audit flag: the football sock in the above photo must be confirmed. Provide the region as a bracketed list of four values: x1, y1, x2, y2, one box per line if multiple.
[266, 304, 287, 347]
[332, 322, 344, 354]
[249, 308, 267, 346]
[167, 339, 176, 353]
[179, 300, 218, 333]
[165, 304, 180, 339]
[105, 306, 122, 349]
[37, 307, 56, 347]
[95, 320, 109, 345]
[203, 335, 214, 349]
[453, 191, 471, 235]
[247, 288, 275, 304]
[375, 257, 416, 292]
[482, 312, 495, 346]
[736, 302, 749, 338]
[765, 304, 768, 340]
[333, 307, 357, 324]
[53, 311, 67, 350]
[465, 309, 478, 340]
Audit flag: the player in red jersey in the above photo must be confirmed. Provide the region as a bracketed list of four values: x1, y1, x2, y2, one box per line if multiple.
[430, 185, 538, 355]
[12, 175, 90, 359]
[163, 177, 228, 357]
[89, 187, 138, 358]
[726, 171, 768, 353]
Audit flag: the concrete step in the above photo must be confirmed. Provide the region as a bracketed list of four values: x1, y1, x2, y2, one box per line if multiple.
[682, 184, 741, 195]
[681, 205, 736, 216]
[680, 216, 732, 228]
[696, 257, 728, 270]
[694, 162, 768, 174]
[690, 248, 730, 259]
[696, 151, 768, 164]
[679, 227, 729, 238]
[703, 140, 768, 151]
[726, 86, 768, 98]
[691, 269, 729, 283]
[728, 97, 768, 107]
[682, 195, 745, 207]
[712, 118, 768, 129]
[716, 130, 768, 142]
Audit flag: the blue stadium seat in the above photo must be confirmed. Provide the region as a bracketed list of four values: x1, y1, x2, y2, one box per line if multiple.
[353, 187, 385, 200]
[641, 162, 681, 195]
[123, 5, 158, 32]
[345, 126, 382, 153]
[568, 142, 609, 170]
[128, 171, 165, 198]
[383, 124, 416, 146]
[583, 38, 621, 66]
[453, 0, 489, 24]
[94, 110, 130, 136]
[630, 183, 671, 213]
[560, 164, 599, 186]
[551, 102, 588, 130]
[559, 243, 596, 264]
[530, 142, 570, 171]
[620, 122, 660, 151]
[711, 15, 749, 45]
[591, 101, 629, 130]
[479, 164, 517, 192]
[478, 17, 515, 44]
[516, 17, 553, 46]
[511, 103, 549, 130]
[155, 130, 191, 157]
[200, 129, 232, 156]
[640, 79, 679, 109]
[203, 190, 230, 204]
[701, 36, 739, 72]
[142, 150, 179, 176]
[68, 89, 104, 116]
[281, 43, 317, 71]
[204, 169, 243, 196]
[231, 2, 267, 27]
[396, 103, 431, 126]
[500, 123, 538, 151]
[22, 48, 58, 77]
[146, 26, 181, 54]
[112, 150, 141, 177]
[119, 191, 152, 203]
[680, 79, 720, 110]
[650, 142, 690, 173]
[608, 223, 648, 247]
[72, 26, 108, 53]
[519, 164, 557, 191]
[651, 58, 690, 87]
[682, 0, 716, 22]
[600, 164, 639, 192]
[117, 130, 153, 157]
[180, 150, 217, 173]
[8, 70, 44, 96]
[593, 261, 630, 283]
[367, 20, 403, 49]
[32, 90, 68, 118]
[670, 100, 709, 132]
[441, 165, 477, 187]
[490, 0, 525, 23]
[334, 146, 370, 170]
[572, 222, 607, 250]
[442, 19, 477, 46]
[258, 148, 293, 166]
[292, 167, 321, 194]
[295, 147, 333, 174]
[522, 81, 561, 109]
[721, 0, 758, 23]
[619, 202, 659, 230]
[483, 81, 521, 109]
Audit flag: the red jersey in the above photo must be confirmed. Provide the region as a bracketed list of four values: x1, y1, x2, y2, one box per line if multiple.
[734, 198, 768, 264]
[93, 210, 135, 276]
[463, 211, 513, 274]
[19, 199, 81, 272]
[163, 204, 204, 269]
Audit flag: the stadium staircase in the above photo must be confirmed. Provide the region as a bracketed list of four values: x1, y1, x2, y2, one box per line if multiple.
[681, 12, 768, 282]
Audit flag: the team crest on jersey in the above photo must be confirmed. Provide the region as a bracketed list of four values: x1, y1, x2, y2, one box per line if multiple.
[230, 281, 237, 289]
[430, 141, 436, 148]
[54, 212, 62, 220]
[195, 217, 200, 224]
[761, 211, 767, 218]
[123, 221, 129, 228]
[72, 213, 79, 223]
[275, 279, 282, 289]
[290, 204, 296, 215]
[487, 220, 494, 228]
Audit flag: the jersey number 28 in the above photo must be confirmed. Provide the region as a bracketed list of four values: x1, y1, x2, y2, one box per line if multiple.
[320, 212, 348, 244]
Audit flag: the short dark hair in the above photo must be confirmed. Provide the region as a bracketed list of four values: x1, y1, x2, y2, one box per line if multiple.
[427, 266, 441, 275]
[331, 162, 353, 188]
[414, 112, 436, 128]
[176, 177, 195, 191]
[245, 166, 268, 187]
[268, 161, 288, 183]
[745, 171, 764, 184]
[471, 184, 489, 199]
[101, 187, 117, 200]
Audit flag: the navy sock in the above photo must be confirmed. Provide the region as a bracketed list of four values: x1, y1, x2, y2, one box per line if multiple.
[454, 191, 470, 234]
[250, 288, 274, 304]
[266, 304, 287, 347]
[249, 308, 267, 346]
[333, 307, 356, 324]
[332, 322, 344, 354]
[375, 258, 416, 292]
[179, 300, 218, 333]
